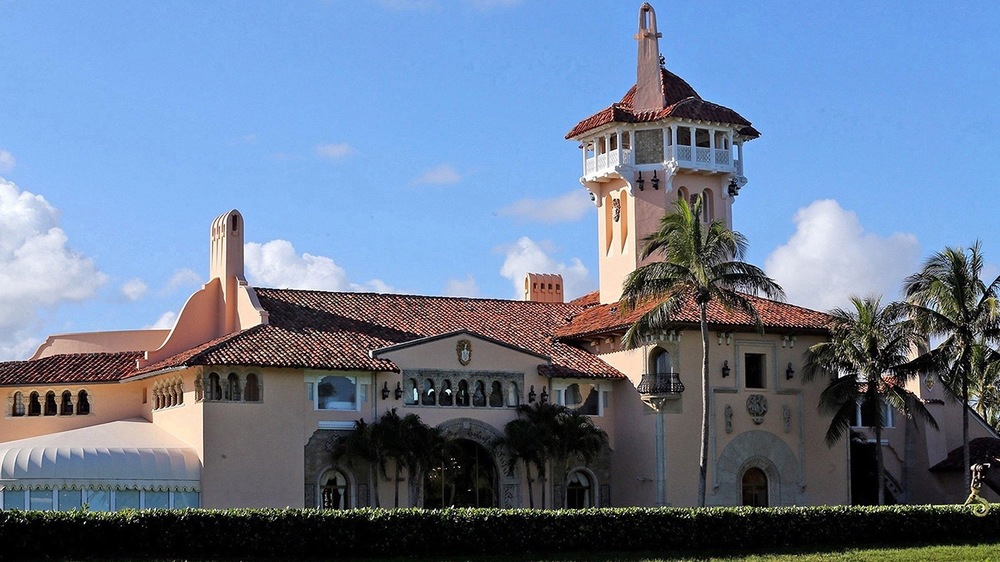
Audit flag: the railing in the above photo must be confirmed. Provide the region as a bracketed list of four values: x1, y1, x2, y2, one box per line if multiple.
[637, 372, 685, 397]
[583, 144, 734, 178]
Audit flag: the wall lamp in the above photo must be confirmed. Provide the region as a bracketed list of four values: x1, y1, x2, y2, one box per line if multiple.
[381, 381, 390, 400]
[540, 386, 549, 404]
[728, 177, 740, 197]
[636, 171, 645, 191]
[528, 385, 537, 403]
[393, 382, 403, 400]
[786, 363, 795, 380]
[651, 170, 660, 190]
[722, 360, 731, 378]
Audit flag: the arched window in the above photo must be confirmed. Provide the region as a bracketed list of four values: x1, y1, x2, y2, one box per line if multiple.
[11, 392, 25, 417]
[702, 189, 714, 222]
[44, 391, 57, 416]
[225, 373, 241, 401]
[741, 467, 768, 507]
[507, 382, 519, 407]
[566, 470, 593, 509]
[422, 379, 436, 406]
[319, 469, 350, 510]
[60, 390, 73, 415]
[28, 392, 41, 416]
[472, 381, 486, 407]
[651, 348, 672, 375]
[245, 374, 260, 402]
[77, 390, 90, 415]
[208, 373, 222, 401]
[194, 375, 204, 402]
[489, 382, 504, 407]
[677, 186, 689, 203]
[405, 378, 418, 406]
[439, 380, 453, 406]
[456, 380, 470, 407]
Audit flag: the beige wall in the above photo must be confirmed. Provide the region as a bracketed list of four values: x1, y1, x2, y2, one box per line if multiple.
[1, 382, 145, 442]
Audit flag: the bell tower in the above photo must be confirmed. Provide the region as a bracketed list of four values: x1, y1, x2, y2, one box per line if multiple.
[566, 2, 760, 304]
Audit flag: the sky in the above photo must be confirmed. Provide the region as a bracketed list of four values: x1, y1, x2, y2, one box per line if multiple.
[0, 0, 999, 360]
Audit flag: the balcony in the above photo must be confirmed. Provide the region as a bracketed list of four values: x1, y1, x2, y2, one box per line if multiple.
[583, 145, 739, 181]
[637, 372, 685, 402]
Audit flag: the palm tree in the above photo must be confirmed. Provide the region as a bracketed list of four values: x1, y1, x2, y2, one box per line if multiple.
[328, 418, 383, 508]
[969, 343, 1000, 429]
[803, 295, 937, 505]
[551, 407, 609, 506]
[403, 420, 452, 507]
[492, 418, 545, 508]
[372, 408, 420, 508]
[620, 194, 784, 506]
[904, 243, 1000, 492]
[515, 402, 563, 508]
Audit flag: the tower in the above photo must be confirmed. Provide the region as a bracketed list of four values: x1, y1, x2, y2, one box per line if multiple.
[566, 2, 760, 304]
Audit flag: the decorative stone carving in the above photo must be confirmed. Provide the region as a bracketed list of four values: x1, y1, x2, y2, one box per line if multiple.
[746, 394, 767, 425]
[782, 405, 791, 433]
[456, 339, 472, 366]
[724, 404, 733, 434]
[612, 198, 621, 222]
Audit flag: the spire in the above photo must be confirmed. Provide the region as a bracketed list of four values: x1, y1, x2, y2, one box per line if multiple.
[633, 3, 665, 111]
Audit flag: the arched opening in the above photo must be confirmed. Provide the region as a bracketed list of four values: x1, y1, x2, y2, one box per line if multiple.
[319, 468, 351, 510]
[651, 347, 672, 374]
[11, 392, 24, 417]
[245, 374, 260, 402]
[28, 392, 41, 416]
[60, 390, 73, 415]
[44, 391, 57, 416]
[566, 469, 595, 509]
[77, 390, 90, 415]
[741, 467, 768, 507]
[423, 439, 498, 508]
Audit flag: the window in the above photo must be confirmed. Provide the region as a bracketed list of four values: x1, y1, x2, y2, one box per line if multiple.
[566, 470, 593, 509]
[208, 373, 222, 401]
[44, 391, 57, 416]
[60, 391, 73, 415]
[28, 392, 41, 416]
[507, 382, 519, 407]
[745, 353, 766, 389]
[77, 390, 90, 415]
[87, 489, 111, 511]
[245, 374, 261, 402]
[194, 375, 204, 401]
[57, 489, 82, 511]
[316, 376, 357, 410]
[30, 489, 53, 510]
[742, 467, 768, 507]
[559, 383, 601, 416]
[144, 491, 169, 509]
[489, 382, 504, 407]
[404, 378, 418, 406]
[115, 490, 140, 510]
[320, 469, 350, 510]
[173, 491, 199, 509]
[11, 392, 24, 417]
[854, 400, 895, 428]
[472, 381, 486, 407]
[701, 189, 714, 222]
[652, 348, 672, 374]
[225, 373, 241, 402]
[3, 490, 25, 510]
[634, 129, 664, 164]
[422, 379, 436, 406]
[456, 380, 470, 407]
[439, 380, 454, 406]
[677, 127, 692, 146]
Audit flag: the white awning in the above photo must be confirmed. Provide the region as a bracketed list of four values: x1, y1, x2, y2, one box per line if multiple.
[0, 418, 200, 491]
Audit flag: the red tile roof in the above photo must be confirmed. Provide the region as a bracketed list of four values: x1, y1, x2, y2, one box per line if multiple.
[930, 437, 1000, 472]
[566, 68, 760, 140]
[135, 289, 624, 380]
[0, 352, 141, 386]
[555, 291, 832, 341]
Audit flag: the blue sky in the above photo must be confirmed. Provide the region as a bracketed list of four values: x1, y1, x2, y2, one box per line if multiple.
[1, 0, 998, 359]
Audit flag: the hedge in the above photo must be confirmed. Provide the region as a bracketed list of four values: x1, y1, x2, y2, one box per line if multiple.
[1, 505, 999, 561]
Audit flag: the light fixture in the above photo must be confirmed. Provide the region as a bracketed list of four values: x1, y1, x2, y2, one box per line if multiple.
[636, 171, 645, 191]
[786, 363, 795, 380]
[589, 192, 596, 202]
[393, 382, 403, 400]
[722, 360, 731, 378]
[728, 177, 740, 197]
[528, 385, 537, 403]
[651, 170, 660, 190]
[540, 386, 549, 404]
[381, 381, 390, 400]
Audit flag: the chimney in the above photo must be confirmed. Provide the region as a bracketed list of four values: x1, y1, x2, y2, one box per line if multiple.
[524, 273, 564, 303]
[633, 2, 666, 111]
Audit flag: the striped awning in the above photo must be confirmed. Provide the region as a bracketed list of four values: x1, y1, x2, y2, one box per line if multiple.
[0, 418, 200, 491]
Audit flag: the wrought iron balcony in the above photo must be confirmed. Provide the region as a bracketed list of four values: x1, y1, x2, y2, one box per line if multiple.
[637, 372, 685, 397]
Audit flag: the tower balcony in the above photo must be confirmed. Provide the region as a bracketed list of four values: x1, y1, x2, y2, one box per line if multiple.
[583, 145, 741, 182]
[637, 371, 685, 401]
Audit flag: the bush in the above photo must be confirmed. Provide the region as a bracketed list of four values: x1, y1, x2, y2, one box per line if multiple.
[0, 505, 998, 561]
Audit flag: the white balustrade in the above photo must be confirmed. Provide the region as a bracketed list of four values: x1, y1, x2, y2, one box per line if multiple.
[696, 147, 712, 164]
[676, 146, 692, 162]
[714, 149, 730, 166]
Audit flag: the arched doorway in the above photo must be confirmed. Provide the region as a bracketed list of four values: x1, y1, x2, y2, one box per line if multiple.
[741, 467, 768, 507]
[424, 439, 498, 508]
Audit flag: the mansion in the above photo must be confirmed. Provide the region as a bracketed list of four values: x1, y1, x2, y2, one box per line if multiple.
[0, 3, 993, 511]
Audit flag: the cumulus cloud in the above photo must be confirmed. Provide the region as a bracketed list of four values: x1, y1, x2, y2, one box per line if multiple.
[412, 164, 461, 186]
[315, 143, 355, 160]
[164, 268, 202, 294]
[121, 278, 148, 301]
[244, 240, 392, 293]
[444, 275, 480, 298]
[0, 150, 14, 173]
[498, 237, 592, 300]
[498, 190, 593, 223]
[0, 178, 107, 359]
[764, 199, 921, 312]
[148, 311, 177, 330]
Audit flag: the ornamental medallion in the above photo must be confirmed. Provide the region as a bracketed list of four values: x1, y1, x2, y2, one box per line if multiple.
[746, 394, 768, 425]
[456, 339, 472, 366]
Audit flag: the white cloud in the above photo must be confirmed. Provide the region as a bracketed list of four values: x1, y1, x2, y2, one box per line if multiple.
[244, 240, 392, 293]
[498, 190, 593, 223]
[0, 178, 107, 359]
[0, 150, 14, 173]
[498, 236, 592, 300]
[412, 164, 461, 186]
[164, 268, 202, 294]
[121, 278, 148, 301]
[148, 311, 177, 330]
[444, 275, 480, 298]
[764, 199, 921, 312]
[315, 142, 355, 160]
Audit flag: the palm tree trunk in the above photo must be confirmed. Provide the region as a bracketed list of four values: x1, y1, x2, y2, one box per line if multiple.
[875, 423, 885, 506]
[963, 375, 971, 494]
[370, 464, 380, 508]
[523, 460, 535, 508]
[393, 464, 401, 508]
[698, 303, 710, 507]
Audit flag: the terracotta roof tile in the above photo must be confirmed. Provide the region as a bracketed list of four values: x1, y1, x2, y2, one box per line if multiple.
[555, 290, 831, 340]
[566, 68, 758, 139]
[0, 352, 140, 386]
[136, 289, 624, 380]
